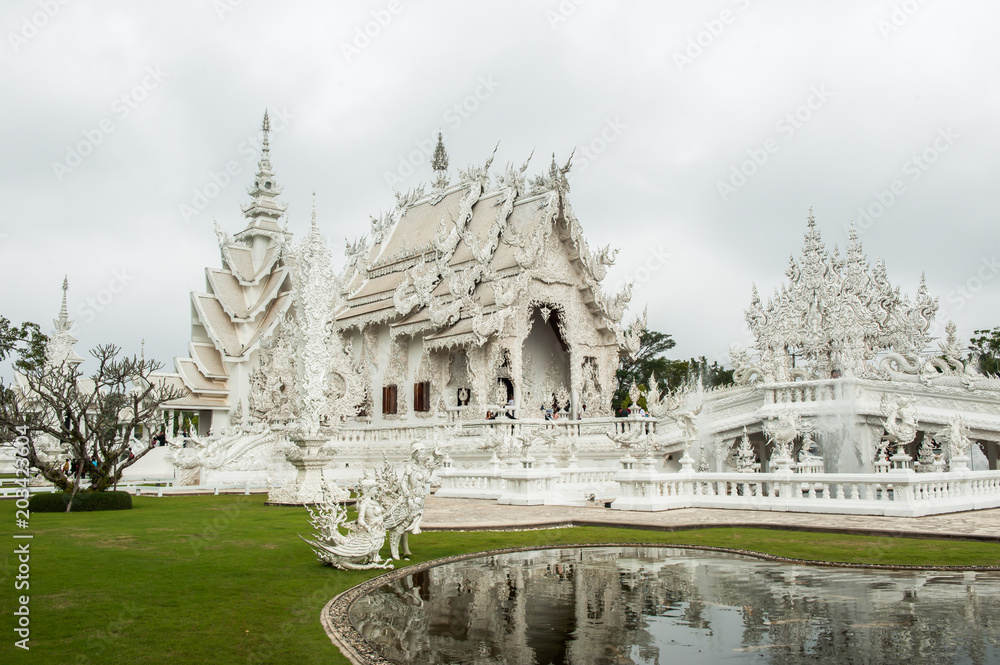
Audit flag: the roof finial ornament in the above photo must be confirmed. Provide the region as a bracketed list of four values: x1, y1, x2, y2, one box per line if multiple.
[259, 109, 272, 170]
[311, 191, 317, 227]
[58, 275, 69, 327]
[432, 131, 449, 190]
[547, 150, 574, 193]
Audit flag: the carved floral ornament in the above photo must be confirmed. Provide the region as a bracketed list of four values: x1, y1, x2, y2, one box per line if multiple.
[342, 150, 640, 357]
[729, 212, 995, 391]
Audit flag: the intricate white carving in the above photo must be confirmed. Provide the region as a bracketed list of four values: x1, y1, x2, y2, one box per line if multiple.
[248, 316, 297, 424]
[301, 485, 393, 570]
[289, 212, 365, 433]
[736, 427, 757, 473]
[764, 412, 799, 462]
[732, 213, 941, 384]
[937, 416, 973, 470]
[880, 394, 918, 447]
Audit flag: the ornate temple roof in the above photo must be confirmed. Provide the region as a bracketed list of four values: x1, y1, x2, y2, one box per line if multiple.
[337, 149, 640, 352]
[160, 112, 293, 411]
[731, 211, 939, 383]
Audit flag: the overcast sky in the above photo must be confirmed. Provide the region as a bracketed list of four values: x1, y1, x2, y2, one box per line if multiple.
[2, 0, 999, 378]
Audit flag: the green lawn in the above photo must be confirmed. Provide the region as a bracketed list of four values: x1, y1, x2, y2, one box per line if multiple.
[1, 495, 998, 664]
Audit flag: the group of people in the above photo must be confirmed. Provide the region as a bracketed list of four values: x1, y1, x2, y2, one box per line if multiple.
[63, 457, 101, 481]
[615, 405, 649, 418]
[486, 398, 517, 420]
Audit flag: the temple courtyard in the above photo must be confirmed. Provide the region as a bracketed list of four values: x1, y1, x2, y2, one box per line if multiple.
[3, 493, 999, 664]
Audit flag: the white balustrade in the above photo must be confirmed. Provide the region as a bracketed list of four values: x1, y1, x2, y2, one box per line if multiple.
[612, 467, 1000, 516]
[340, 416, 653, 447]
[436, 462, 620, 506]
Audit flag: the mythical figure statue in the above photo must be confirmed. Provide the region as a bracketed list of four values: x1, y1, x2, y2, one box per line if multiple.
[916, 436, 938, 472]
[479, 428, 523, 461]
[674, 405, 702, 444]
[605, 426, 659, 459]
[301, 485, 393, 570]
[381, 443, 444, 560]
[880, 395, 918, 447]
[765, 412, 799, 461]
[164, 435, 228, 486]
[644, 374, 687, 419]
[937, 416, 973, 469]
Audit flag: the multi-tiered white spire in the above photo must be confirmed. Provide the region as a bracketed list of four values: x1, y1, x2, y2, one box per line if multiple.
[45, 276, 84, 367]
[238, 110, 289, 238]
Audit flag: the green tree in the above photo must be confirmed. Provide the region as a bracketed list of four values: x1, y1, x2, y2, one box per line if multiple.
[614, 330, 734, 411]
[1, 341, 187, 502]
[0, 316, 48, 373]
[969, 327, 1000, 376]
[615, 330, 675, 409]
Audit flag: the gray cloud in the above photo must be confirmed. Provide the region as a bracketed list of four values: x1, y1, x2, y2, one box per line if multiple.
[2, 0, 998, 377]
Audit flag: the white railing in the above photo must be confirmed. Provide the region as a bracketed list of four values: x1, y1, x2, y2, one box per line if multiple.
[436, 458, 1000, 516]
[436, 462, 619, 505]
[339, 416, 654, 444]
[763, 378, 844, 406]
[435, 466, 507, 499]
[612, 468, 1000, 517]
[0, 480, 270, 499]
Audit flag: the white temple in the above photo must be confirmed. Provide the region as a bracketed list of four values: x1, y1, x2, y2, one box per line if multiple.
[334, 146, 633, 425]
[155, 111, 293, 436]
[137, 114, 1000, 516]
[692, 213, 1000, 474]
[146, 114, 648, 498]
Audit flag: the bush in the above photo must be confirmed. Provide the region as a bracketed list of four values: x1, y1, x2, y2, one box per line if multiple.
[29, 491, 133, 513]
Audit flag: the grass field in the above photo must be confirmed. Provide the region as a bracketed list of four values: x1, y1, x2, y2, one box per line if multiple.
[2, 494, 999, 664]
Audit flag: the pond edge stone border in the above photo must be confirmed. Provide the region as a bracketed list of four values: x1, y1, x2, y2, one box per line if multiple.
[320, 542, 1000, 665]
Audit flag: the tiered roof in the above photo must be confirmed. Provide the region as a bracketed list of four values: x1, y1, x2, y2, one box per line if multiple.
[163, 112, 293, 410]
[338, 149, 639, 351]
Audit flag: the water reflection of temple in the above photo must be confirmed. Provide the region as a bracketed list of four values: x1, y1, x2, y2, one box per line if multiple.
[349, 547, 1000, 665]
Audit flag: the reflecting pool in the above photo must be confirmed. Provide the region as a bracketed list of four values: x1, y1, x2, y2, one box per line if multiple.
[348, 546, 1000, 664]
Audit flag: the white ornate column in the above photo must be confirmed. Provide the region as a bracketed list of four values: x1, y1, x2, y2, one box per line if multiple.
[268, 201, 361, 505]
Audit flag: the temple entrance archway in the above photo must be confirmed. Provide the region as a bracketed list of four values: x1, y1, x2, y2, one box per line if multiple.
[521, 306, 570, 417]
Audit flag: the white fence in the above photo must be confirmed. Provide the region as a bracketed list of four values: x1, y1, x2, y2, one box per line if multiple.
[436, 461, 621, 506]
[434, 458, 1000, 517]
[0, 479, 270, 499]
[613, 468, 1000, 517]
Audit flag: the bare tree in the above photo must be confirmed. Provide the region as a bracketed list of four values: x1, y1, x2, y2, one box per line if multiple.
[0, 343, 187, 503]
